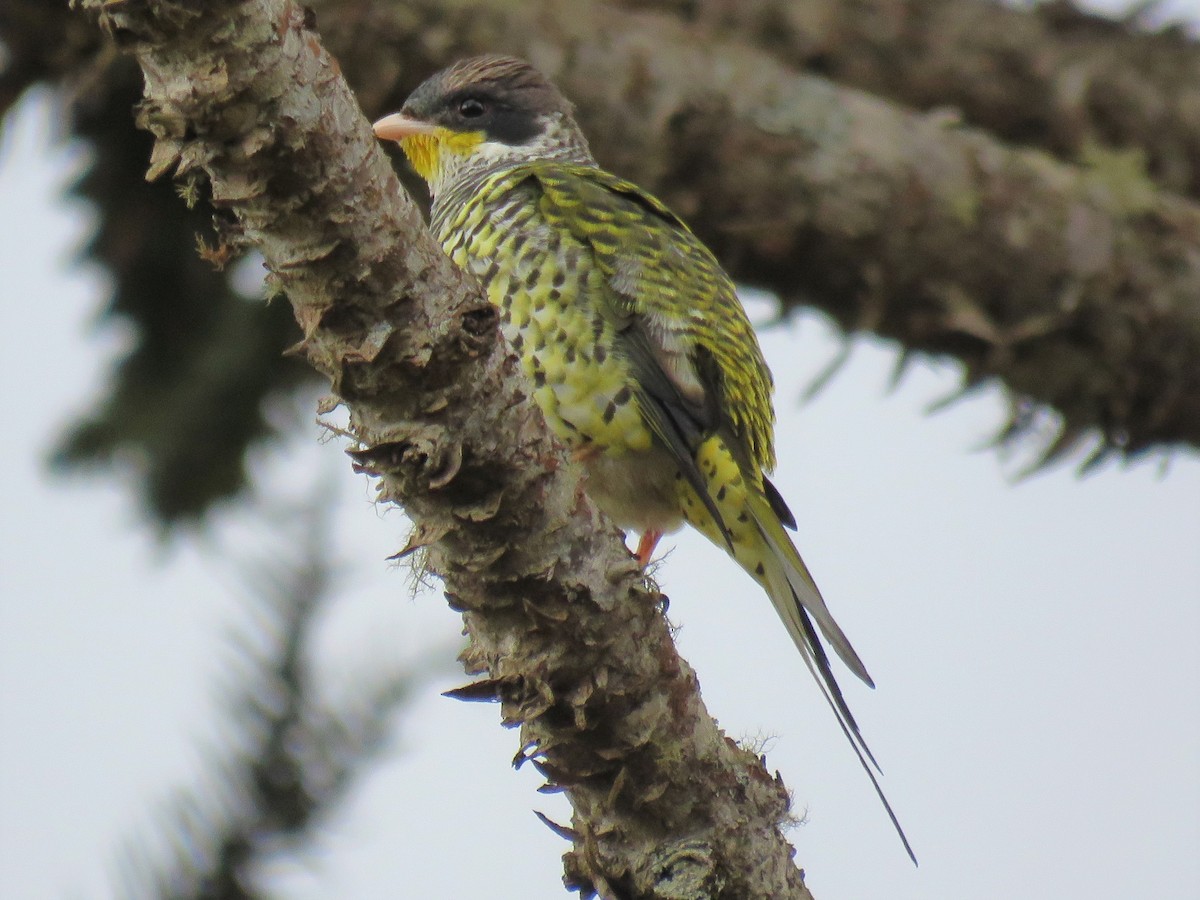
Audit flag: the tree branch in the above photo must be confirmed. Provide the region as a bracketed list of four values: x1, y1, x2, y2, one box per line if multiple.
[50, 54, 310, 522]
[80, 0, 815, 895]
[624, 0, 1200, 201]
[330, 0, 1200, 462]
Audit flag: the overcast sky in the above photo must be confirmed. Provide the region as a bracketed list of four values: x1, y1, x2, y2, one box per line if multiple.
[2, 3, 1199, 898]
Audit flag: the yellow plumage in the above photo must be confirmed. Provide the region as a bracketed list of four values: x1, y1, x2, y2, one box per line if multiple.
[373, 53, 914, 862]
[434, 159, 875, 683]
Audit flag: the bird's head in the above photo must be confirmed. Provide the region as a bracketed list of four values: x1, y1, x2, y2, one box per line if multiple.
[373, 55, 595, 197]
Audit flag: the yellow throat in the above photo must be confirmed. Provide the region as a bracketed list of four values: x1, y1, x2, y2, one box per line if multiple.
[401, 128, 485, 182]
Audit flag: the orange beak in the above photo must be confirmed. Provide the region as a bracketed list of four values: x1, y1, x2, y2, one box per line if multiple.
[372, 113, 437, 142]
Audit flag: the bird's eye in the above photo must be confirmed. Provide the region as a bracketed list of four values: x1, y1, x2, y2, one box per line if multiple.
[458, 98, 486, 118]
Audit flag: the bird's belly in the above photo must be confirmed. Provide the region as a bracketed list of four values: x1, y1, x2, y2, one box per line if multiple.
[443, 193, 667, 513]
[454, 228, 651, 456]
[497, 311, 649, 455]
[581, 445, 685, 534]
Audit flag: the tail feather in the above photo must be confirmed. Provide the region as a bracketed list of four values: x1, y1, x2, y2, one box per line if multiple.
[673, 437, 915, 861]
[788, 588, 918, 865]
[751, 495, 873, 687]
[750, 496, 918, 864]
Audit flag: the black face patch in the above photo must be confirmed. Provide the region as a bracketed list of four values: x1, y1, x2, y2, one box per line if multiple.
[400, 56, 578, 150]
[437, 88, 543, 145]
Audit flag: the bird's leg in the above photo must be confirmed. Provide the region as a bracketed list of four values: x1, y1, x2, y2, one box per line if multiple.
[635, 529, 663, 567]
[568, 443, 662, 565]
[571, 444, 601, 464]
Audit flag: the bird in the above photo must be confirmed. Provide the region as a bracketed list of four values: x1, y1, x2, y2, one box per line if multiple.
[373, 54, 914, 863]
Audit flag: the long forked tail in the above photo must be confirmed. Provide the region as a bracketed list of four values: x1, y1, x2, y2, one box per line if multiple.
[789, 593, 918, 865]
[750, 496, 918, 865]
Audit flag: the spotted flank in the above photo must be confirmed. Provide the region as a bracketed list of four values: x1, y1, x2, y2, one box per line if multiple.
[678, 435, 755, 561]
[436, 169, 655, 457]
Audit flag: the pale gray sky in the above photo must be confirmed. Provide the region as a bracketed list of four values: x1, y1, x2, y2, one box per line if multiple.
[2, 4, 1199, 897]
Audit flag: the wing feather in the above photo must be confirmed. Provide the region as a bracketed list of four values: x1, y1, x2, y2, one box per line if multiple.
[530, 164, 776, 476]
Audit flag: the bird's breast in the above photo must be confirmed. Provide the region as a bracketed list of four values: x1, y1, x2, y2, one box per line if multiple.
[436, 183, 654, 462]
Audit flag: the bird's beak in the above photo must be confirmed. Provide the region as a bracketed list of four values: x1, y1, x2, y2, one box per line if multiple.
[372, 113, 437, 143]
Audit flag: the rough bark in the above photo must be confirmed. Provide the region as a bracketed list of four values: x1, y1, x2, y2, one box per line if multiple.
[16, 0, 1200, 194]
[624, 0, 1200, 201]
[52, 55, 310, 521]
[80, 0, 815, 896]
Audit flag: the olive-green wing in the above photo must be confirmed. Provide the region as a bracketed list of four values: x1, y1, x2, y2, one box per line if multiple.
[529, 163, 777, 477]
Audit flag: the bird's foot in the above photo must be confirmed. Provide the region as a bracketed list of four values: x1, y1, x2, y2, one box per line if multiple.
[570, 444, 601, 464]
[635, 529, 663, 567]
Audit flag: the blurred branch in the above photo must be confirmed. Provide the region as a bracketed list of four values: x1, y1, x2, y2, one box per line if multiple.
[80, 0, 815, 896]
[51, 54, 311, 524]
[0, 1, 83, 119]
[116, 484, 444, 898]
[2, 0, 312, 524]
[621, 0, 1200, 200]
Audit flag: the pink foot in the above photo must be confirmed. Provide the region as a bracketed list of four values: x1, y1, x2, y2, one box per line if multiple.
[635, 529, 663, 567]
[571, 444, 601, 464]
